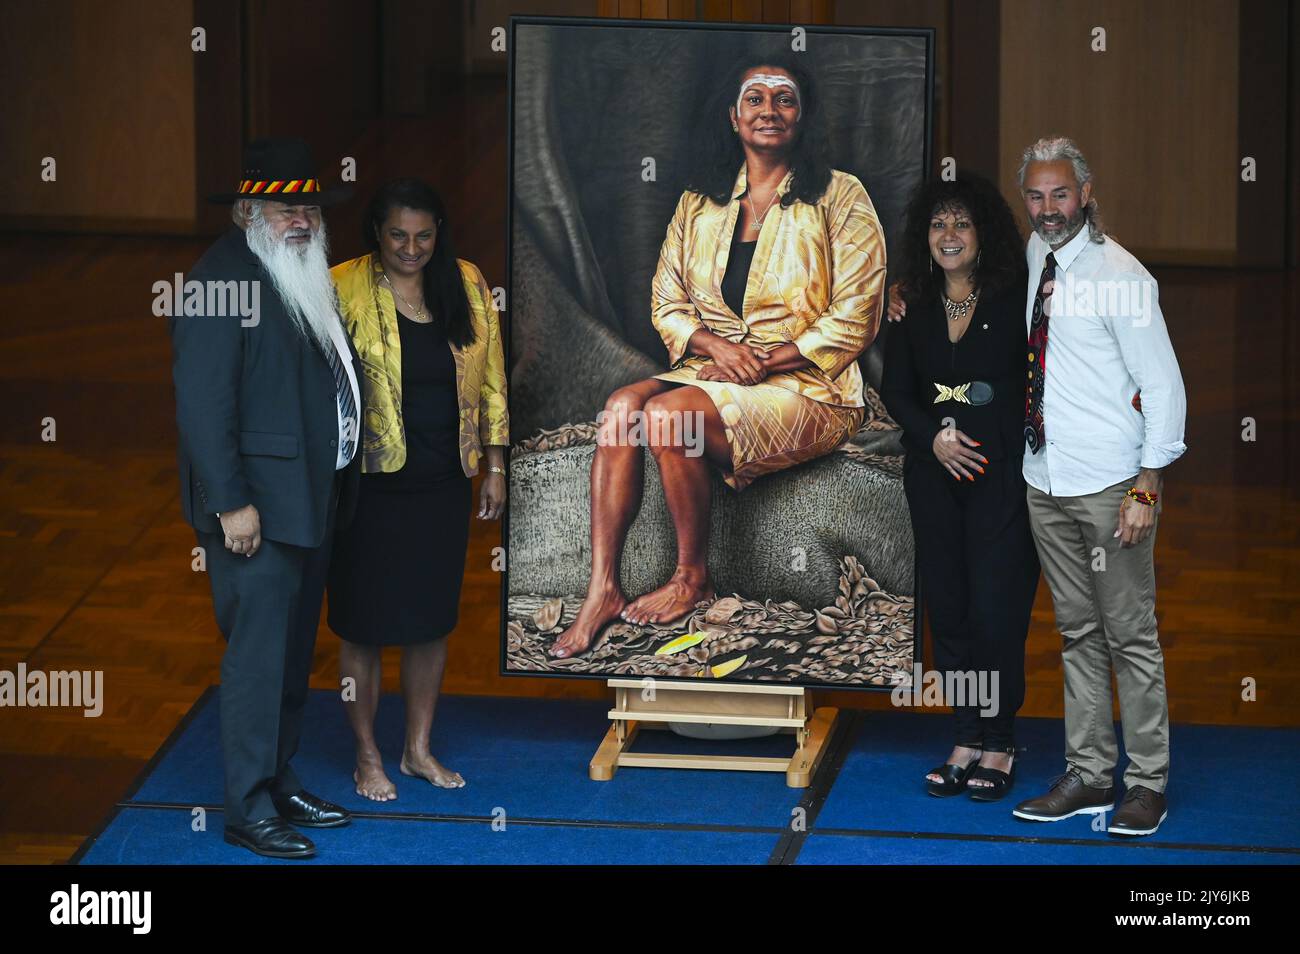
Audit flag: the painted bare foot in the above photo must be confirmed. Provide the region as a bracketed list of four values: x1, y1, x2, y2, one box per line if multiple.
[354, 753, 397, 802]
[550, 584, 627, 659]
[400, 751, 465, 789]
[621, 571, 714, 626]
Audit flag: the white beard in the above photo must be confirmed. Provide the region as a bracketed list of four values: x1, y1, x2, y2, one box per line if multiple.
[245, 206, 339, 353]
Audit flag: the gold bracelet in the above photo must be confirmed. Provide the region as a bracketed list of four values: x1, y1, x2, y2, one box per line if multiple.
[487, 465, 505, 475]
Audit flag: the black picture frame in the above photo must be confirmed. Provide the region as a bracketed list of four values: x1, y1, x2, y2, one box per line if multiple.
[500, 14, 934, 692]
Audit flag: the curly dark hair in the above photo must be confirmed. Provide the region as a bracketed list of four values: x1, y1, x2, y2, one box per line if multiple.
[682, 50, 832, 209]
[896, 173, 1026, 307]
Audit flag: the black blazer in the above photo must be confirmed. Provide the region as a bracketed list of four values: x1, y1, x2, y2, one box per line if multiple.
[880, 281, 1029, 464]
[169, 227, 361, 548]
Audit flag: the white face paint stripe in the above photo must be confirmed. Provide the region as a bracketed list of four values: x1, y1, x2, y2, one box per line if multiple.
[736, 74, 801, 122]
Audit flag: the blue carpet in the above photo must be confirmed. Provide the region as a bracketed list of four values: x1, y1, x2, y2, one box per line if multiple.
[82, 688, 1300, 864]
[795, 833, 1296, 865]
[79, 808, 780, 865]
[126, 690, 804, 828]
[817, 709, 1300, 851]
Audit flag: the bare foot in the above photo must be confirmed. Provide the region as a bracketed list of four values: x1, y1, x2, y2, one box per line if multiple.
[550, 584, 627, 658]
[621, 571, 714, 626]
[400, 751, 465, 789]
[354, 754, 397, 802]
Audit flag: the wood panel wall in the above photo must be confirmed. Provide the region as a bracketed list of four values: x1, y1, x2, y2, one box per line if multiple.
[999, 0, 1240, 264]
[0, 0, 197, 232]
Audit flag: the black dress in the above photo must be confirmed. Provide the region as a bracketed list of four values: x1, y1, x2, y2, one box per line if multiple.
[879, 283, 1040, 749]
[720, 213, 758, 317]
[326, 311, 473, 645]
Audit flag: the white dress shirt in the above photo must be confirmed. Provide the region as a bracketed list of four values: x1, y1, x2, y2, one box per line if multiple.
[1022, 224, 1187, 497]
[324, 314, 361, 470]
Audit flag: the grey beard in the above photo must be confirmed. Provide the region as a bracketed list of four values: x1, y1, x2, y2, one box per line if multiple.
[245, 209, 339, 353]
[1033, 207, 1088, 248]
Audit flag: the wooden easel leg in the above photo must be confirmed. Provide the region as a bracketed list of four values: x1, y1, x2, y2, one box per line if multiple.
[785, 707, 838, 788]
[589, 718, 640, 781]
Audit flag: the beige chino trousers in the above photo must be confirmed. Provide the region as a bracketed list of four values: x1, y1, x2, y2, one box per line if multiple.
[1027, 477, 1170, 793]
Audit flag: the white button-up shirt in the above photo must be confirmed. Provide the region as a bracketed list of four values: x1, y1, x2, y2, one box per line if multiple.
[323, 314, 361, 470]
[1022, 224, 1187, 497]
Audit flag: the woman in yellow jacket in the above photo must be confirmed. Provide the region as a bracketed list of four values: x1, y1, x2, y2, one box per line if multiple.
[552, 53, 886, 658]
[327, 178, 508, 800]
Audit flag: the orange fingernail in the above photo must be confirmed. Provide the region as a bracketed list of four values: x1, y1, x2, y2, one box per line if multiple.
[967, 474, 974, 481]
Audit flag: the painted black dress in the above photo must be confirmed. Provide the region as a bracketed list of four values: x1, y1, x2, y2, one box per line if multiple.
[326, 311, 472, 645]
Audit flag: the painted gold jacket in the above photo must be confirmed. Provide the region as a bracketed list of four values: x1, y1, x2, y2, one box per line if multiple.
[331, 253, 509, 477]
[651, 162, 887, 407]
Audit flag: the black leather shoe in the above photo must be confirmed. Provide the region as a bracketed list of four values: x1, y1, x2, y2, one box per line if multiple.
[224, 817, 316, 858]
[271, 790, 352, 828]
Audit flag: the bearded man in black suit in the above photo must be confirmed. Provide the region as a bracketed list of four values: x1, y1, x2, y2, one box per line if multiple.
[170, 138, 361, 858]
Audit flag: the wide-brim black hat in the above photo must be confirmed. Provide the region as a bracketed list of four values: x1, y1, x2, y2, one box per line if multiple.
[207, 136, 352, 206]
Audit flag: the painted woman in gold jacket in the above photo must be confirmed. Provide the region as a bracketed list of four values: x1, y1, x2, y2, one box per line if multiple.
[327, 179, 508, 799]
[552, 54, 887, 658]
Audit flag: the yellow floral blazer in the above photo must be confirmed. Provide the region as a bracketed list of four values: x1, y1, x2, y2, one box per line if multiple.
[331, 253, 509, 477]
[651, 162, 887, 408]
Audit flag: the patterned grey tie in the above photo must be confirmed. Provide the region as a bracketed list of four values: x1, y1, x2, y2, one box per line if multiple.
[324, 339, 357, 463]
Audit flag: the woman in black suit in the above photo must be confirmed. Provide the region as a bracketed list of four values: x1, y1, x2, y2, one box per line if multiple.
[881, 173, 1039, 801]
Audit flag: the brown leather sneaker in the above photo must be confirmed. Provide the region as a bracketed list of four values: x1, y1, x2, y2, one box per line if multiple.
[1012, 768, 1114, 821]
[1107, 784, 1168, 836]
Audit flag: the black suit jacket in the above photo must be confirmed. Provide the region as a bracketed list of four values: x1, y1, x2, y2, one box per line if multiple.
[880, 282, 1030, 464]
[169, 227, 361, 548]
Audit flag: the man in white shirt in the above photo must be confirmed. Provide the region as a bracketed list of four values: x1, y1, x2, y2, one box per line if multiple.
[1009, 137, 1186, 837]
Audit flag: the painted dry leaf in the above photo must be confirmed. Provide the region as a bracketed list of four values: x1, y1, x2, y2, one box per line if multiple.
[656, 631, 708, 656]
[703, 596, 744, 624]
[710, 655, 747, 678]
[813, 609, 839, 635]
[533, 597, 563, 631]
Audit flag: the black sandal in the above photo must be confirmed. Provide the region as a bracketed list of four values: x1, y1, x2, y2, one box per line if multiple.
[967, 745, 1017, 802]
[925, 743, 984, 798]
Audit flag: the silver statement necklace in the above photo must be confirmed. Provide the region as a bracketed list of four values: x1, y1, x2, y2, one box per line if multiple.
[942, 287, 978, 321]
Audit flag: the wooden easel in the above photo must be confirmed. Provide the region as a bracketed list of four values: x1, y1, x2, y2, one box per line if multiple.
[588, 679, 837, 788]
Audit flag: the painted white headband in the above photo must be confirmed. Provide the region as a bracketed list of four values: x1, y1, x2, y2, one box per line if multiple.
[736, 74, 801, 122]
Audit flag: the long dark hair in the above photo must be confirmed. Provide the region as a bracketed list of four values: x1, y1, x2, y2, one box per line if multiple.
[896, 173, 1026, 308]
[362, 178, 476, 348]
[683, 51, 832, 208]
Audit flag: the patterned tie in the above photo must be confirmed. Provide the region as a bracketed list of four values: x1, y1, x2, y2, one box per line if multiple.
[324, 338, 357, 464]
[1023, 251, 1057, 454]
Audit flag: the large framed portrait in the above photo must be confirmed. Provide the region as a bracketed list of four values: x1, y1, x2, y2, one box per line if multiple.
[502, 15, 934, 689]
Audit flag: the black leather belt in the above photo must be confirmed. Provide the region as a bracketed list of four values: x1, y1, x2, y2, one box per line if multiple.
[932, 380, 994, 406]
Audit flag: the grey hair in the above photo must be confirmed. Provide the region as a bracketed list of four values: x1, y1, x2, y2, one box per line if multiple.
[230, 199, 253, 227]
[1017, 136, 1106, 243]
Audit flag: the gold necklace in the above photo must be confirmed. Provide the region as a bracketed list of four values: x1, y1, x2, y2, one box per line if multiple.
[381, 271, 432, 323]
[746, 188, 780, 231]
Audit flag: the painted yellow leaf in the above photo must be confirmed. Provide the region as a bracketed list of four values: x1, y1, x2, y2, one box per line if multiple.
[710, 655, 748, 678]
[655, 631, 708, 656]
